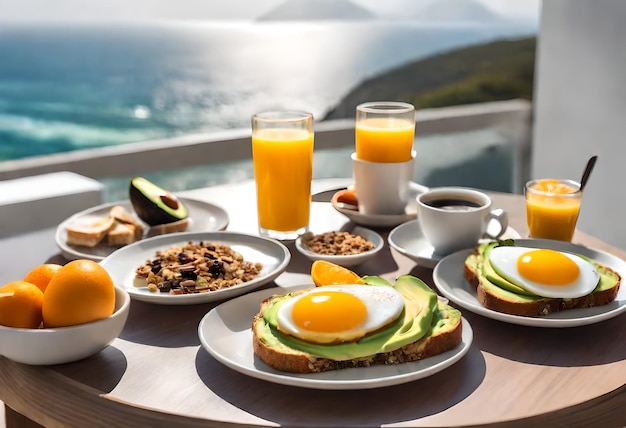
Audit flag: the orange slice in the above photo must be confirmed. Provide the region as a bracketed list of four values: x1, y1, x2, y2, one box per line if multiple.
[311, 260, 364, 287]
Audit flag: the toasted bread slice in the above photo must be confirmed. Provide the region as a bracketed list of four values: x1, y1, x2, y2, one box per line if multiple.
[252, 294, 462, 374]
[66, 215, 115, 247]
[110, 205, 144, 240]
[463, 242, 621, 317]
[150, 217, 190, 235]
[106, 220, 139, 246]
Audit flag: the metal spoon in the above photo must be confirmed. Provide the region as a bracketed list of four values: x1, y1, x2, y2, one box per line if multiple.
[580, 155, 598, 191]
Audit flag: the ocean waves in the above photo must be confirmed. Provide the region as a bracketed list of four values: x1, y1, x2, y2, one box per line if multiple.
[0, 21, 535, 161]
[0, 112, 164, 160]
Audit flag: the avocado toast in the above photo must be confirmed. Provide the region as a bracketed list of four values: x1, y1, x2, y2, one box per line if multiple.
[252, 275, 463, 374]
[463, 240, 622, 317]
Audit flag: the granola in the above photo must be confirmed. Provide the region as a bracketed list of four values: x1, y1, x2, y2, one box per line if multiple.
[135, 240, 263, 294]
[302, 231, 374, 255]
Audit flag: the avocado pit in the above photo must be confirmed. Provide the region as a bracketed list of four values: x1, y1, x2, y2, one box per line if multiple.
[160, 192, 180, 210]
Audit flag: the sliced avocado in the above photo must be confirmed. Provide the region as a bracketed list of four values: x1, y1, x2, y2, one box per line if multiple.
[380, 275, 438, 351]
[576, 254, 621, 292]
[429, 300, 462, 335]
[481, 241, 537, 296]
[361, 275, 392, 287]
[478, 272, 546, 304]
[259, 276, 439, 361]
[129, 177, 188, 225]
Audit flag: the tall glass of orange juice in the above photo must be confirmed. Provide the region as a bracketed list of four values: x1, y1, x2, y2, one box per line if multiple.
[525, 178, 582, 241]
[252, 111, 314, 240]
[355, 102, 415, 163]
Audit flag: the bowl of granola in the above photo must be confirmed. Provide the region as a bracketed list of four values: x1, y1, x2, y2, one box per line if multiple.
[101, 231, 291, 305]
[295, 227, 384, 267]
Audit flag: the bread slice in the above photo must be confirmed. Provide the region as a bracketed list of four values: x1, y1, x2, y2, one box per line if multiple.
[149, 217, 190, 235]
[110, 205, 144, 240]
[106, 221, 139, 246]
[463, 242, 622, 317]
[65, 215, 115, 247]
[252, 291, 463, 374]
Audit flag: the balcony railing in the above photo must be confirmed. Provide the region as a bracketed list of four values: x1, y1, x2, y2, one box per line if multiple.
[0, 99, 532, 200]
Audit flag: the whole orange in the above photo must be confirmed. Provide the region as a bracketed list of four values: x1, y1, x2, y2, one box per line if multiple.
[0, 281, 44, 328]
[43, 259, 116, 328]
[23, 263, 63, 293]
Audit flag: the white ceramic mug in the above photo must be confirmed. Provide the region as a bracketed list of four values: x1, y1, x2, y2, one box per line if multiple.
[416, 187, 508, 256]
[352, 151, 416, 215]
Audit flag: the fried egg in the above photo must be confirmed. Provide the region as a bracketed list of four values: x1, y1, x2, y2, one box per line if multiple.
[276, 285, 404, 344]
[489, 246, 600, 298]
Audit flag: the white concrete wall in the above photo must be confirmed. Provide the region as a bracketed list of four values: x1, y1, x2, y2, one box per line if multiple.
[532, 0, 626, 249]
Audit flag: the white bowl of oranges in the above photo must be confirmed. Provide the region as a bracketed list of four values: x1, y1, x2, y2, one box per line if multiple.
[0, 259, 130, 365]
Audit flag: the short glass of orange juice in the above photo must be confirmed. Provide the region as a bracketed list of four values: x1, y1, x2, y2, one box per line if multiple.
[525, 178, 582, 241]
[355, 101, 415, 163]
[252, 111, 314, 240]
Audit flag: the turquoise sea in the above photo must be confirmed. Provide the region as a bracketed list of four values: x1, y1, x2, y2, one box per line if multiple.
[0, 21, 535, 162]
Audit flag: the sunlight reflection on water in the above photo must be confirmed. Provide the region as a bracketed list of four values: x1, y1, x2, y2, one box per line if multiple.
[0, 21, 534, 160]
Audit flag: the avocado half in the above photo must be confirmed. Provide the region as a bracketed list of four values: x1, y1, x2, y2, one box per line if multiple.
[129, 177, 188, 225]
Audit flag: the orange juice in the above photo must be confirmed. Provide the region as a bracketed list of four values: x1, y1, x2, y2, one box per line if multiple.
[252, 128, 313, 235]
[355, 117, 414, 162]
[525, 179, 582, 241]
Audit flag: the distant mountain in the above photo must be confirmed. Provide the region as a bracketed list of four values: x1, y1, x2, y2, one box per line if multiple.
[257, 0, 376, 21]
[323, 37, 536, 119]
[409, 0, 504, 23]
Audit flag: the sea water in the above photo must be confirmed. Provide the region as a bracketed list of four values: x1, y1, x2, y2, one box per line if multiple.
[0, 21, 534, 161]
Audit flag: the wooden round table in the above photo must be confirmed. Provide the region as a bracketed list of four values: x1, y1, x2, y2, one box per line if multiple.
[1, 179, 625, 428]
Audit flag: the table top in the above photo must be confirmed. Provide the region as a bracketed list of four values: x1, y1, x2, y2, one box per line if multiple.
[1, 179, 625, 428]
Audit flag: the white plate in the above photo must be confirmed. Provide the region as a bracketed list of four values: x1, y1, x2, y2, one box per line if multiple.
[56, 198, 229, 261]
[100, 231, 290, 305]
[332, 182, 429, 228]
[294, 226, 384, 267]
[433, 239, 626, 327]
[198, 286, 473, 390]
[388, 220, 521, 269]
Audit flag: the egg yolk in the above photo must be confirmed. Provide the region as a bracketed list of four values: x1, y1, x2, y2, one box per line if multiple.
[516, 249, 580, 285]
[292, 290, 367, 332]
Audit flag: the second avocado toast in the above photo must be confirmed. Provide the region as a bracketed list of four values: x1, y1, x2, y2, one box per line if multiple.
[463, 240, 621, 317]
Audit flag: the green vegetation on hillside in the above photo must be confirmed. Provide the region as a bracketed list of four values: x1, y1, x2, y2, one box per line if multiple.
[324, 36, 536, 118]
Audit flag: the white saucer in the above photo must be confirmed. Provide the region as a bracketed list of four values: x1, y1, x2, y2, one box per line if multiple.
[331, 182, 429, 228]
[388, 219, 521, 268]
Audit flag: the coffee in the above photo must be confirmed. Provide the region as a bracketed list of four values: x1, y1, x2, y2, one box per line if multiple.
[424, 198, 482, 211]
[416, 187, 508, 256]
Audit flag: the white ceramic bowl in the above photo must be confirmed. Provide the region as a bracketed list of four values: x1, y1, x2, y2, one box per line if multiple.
[295, 227, 384, 267]
[0, 285, 130, 365]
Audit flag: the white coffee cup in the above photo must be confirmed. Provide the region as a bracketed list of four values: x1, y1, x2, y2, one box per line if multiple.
[416, 187, 508, 256]
[352, 151, 416, 215]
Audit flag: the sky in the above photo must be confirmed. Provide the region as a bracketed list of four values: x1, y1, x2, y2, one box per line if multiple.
[0, 0, 541, 22]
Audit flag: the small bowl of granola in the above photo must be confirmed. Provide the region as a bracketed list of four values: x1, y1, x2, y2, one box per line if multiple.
[295, 227, 384, 267]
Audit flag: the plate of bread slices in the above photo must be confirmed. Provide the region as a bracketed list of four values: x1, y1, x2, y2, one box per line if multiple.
[433, 239, 626, 327]
[199, 273, 473, 389]
[56, 177, 229, 261]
